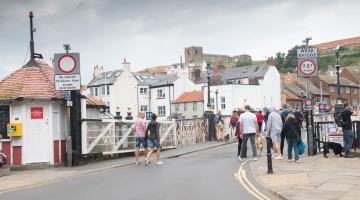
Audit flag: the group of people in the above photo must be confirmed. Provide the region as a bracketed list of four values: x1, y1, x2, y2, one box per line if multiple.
[230, 104, 304, 163]
[132, 112, 164, 166]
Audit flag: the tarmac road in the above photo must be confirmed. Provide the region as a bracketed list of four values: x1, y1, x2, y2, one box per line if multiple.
[0, 144, 259, 200]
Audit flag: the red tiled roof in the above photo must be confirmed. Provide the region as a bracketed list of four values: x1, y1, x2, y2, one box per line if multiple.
[0, 60, 64, 101]
[312, 36, 360, 50]
[173, 91, 203, 103]
[86, 96, 106, 107]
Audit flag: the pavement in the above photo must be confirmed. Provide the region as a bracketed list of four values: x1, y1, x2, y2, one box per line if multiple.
[0, 142, 263, 200]
[0, 141, 233, 194]
[250, 151, 360, 200]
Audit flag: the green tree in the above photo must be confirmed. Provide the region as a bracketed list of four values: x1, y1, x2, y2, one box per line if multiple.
[274, 52, 285, 70]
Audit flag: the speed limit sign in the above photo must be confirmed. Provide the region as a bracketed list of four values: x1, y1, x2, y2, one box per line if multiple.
[298, 57, 318, 77]
[300, 60, 316, 75]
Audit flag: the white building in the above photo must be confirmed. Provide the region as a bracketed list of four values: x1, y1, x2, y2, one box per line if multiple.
[87, 59, 197, 119]
[202, 65, 281, 115]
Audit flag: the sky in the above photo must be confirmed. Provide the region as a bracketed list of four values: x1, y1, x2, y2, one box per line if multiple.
[1, 0, 360, 83]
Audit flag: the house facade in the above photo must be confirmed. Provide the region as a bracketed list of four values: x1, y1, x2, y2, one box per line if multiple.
[202, 64, 281, 115]
[171, 91, 204, 119]
[87, 59, 197, 119]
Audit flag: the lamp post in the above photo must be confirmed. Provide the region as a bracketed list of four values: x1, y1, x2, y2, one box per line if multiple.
[206, 63, 211, 109]
[215, 89, 219, 113]
[335, 48, 341, 103]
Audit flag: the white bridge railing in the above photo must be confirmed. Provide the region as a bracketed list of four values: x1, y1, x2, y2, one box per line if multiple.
[82, 119, 177, 155]
[81, 118, 210, 155]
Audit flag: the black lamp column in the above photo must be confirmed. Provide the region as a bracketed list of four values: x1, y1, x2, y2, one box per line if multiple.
[206, 63, 211, 109]
[335, 50, 341, 103]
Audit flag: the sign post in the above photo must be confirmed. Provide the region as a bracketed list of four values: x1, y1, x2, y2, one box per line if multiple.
[297, 43, 318, 156]
[54, 51, 82, 166]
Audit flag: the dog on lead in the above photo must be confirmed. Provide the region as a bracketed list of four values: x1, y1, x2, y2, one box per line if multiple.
[317, 140, 343, 158]
[256, 136, 264, 156]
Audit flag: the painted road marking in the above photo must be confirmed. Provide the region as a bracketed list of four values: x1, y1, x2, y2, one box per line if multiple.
[236, 159, 272, 200]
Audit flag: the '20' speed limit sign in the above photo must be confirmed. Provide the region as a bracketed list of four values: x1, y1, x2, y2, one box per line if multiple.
[298, 58, 318, 77]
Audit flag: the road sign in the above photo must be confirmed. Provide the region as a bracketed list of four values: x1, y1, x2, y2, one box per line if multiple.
[319, 103, 326, 113]
[146, 112, 152, 120]
[54, 53, 80, 91]
[297, 48, 318, 78]
[54, 53, 80, 75]
[297, 48, 318, 59]
[55, 74, 81, 91]
[64, 91, 71, 101]
[304, 98, 313, 111]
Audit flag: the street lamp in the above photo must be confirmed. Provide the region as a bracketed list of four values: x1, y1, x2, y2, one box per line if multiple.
[215, 89, 219, 113]
[335, 47, 342, 104]
[206, 63, 211, 109]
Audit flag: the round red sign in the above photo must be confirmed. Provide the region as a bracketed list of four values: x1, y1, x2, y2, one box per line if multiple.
[300, 60, 316, 75]
[57, 54, 77, 74]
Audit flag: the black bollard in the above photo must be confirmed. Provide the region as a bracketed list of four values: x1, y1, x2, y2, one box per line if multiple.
[266, 136, 273, 174]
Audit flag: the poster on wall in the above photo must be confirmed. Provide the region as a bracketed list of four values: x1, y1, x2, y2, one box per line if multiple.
[328, 124, 344, 146]
[31, 107, 43, 119]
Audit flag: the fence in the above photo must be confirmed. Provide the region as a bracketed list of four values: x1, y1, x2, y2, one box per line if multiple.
[313, 113, 360, 152]
[82, 118, 210, 155]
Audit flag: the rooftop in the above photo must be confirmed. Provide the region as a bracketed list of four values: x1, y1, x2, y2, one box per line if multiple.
[173, 91, 204, 103]
[312, 36, 360, 50]
[320, 75, 358, 87]
[0, 60, 63, 101]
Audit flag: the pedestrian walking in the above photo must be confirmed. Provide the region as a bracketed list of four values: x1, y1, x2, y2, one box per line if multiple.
[236, 110, 244, 159]
[132, 112, 148, 165]
[214, 112, 224, 141]
[230, 110, 239, 140]
[283, 114, 301, 163]
[145, 113, 163, 165]
[341, 103, 359, 158]
[280, 104, 289, 155]
[293, 108, 304, 128]
[266, 107, 283, 159]
[256, 110, 264, 132]
[239, 105, 259, 161]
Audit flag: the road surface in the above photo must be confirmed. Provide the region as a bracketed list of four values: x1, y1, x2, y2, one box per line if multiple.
[0, 144, 258, 200]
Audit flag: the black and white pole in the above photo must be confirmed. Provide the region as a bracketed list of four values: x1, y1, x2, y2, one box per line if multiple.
[266, 136, 273, 174]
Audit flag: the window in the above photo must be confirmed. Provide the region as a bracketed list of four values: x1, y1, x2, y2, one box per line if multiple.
[158, 106, 166, 116]
[106, 101, 111, 106]
[107, 86, 110, 95]
[193, 102, 197, 111]
[329, 86, 335, 92]
[184, 103, 187, 111]
[175, 104, 179, 112]
[353, 99, 358, 106]
[101, 86, 106, 96]
[140, 105, 148, 112]
[354, 88, 358, 94]
[210, 98, 215, 110]
[221, 97, 226, 109]
[332, 98, 336, 104]
[90, 87, 94, 96]
[157, 89, 165, 98]
[94, 87, 99, 96]
[140, 88, 148, 94]
[346, 87, 350, 93]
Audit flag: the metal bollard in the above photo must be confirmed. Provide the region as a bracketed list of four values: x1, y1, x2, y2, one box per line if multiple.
[266, 136, 273, 174]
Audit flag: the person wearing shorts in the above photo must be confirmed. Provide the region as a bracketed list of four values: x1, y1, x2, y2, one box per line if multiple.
[145, 113, 163, 165]
[133, 112, 148, 165]
[266, 107, 283, 159]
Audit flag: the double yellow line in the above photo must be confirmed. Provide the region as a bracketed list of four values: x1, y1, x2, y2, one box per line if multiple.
[235, 160, 273, 200]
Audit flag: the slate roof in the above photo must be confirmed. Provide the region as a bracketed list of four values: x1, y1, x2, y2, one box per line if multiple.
[193, 64, 270, 84]
[88, 70, 178, 87]
[88, 70, 123, 86]
[0, 60, 63, 101]
[173, 91, 204, 103]
[320, 75, 358, 87]
[342, 67, 360, 84]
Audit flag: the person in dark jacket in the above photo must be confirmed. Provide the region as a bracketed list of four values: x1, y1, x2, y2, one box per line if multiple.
[283, 114, 301, 163]
[145, 113, 163, 165]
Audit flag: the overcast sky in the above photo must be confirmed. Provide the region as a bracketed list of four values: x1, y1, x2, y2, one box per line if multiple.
[1, 0, 360, 83]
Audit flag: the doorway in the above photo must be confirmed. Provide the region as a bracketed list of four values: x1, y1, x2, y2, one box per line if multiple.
[0, 106, 10, 140]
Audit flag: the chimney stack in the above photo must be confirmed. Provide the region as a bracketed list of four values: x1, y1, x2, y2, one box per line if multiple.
[123, 58, 130, 72]
[93, 65, 104, 77]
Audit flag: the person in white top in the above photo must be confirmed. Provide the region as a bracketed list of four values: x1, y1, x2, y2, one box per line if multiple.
[239, 105, 259, 161]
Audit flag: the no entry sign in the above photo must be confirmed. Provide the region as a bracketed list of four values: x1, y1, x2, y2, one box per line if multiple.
[304, 98, 313, 111]
[54, 53, 81, 90]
